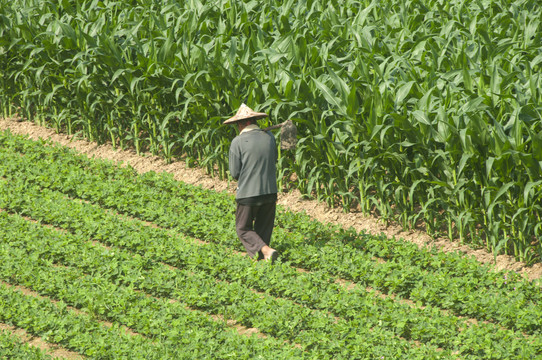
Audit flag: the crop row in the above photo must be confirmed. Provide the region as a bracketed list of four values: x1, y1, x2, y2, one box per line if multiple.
[0, 281, 174, 359]
[0, 209, 448, 359]
[2, 176, 541, 358]
[0, 213, 307, 359]
[0, 329, 53, 359]
[1, 131, 540, 335]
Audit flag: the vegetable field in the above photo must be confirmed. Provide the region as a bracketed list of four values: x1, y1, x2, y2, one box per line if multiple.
[1, 129, 542, 359]
[1, 0, 541, 263]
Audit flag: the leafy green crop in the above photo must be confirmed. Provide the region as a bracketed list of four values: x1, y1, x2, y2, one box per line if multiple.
[1, 131, 542, 359]
[0, 209, 446, 358]
[2, 179, 540, 358]
[0, 283, 170, 359]
[0, 330, 53, 359]
[0, 215, 306, 359]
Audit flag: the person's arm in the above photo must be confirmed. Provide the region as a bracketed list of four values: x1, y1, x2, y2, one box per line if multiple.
[268, 131, 278, 163]
[229, 140, 241, 180]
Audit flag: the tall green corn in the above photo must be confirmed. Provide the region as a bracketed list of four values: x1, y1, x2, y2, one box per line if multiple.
[0, 0, 541, 262]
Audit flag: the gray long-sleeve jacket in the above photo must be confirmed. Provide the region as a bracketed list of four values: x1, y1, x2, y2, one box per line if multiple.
[228, 127, 278, 201]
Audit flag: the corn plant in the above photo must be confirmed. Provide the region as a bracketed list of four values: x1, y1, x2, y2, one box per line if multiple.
[0, 0, 541, 263]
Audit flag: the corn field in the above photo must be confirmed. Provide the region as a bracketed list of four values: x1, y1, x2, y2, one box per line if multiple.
[0, 0, 541, 263]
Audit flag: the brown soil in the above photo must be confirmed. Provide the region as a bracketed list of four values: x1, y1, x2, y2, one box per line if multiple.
[1, 117, 541, 281]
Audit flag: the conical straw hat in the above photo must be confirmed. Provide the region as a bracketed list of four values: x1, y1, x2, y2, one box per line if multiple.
[224, 103, 268, 124]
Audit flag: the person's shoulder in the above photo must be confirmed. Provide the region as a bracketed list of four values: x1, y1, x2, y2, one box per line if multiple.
[262, 130, 276, 141]
[258, 129, 275, 138]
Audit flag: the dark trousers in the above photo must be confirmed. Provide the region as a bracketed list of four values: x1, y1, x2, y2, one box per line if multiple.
[235, 202, 276, 258]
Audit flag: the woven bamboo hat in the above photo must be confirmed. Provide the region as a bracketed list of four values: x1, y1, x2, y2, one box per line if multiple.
[224, 103, 268, 124]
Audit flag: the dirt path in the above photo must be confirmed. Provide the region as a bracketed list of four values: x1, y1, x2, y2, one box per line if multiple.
[1, 117, 541, 281]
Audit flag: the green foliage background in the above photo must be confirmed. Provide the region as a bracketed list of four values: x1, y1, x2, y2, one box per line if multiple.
[0, 0, 541, 262]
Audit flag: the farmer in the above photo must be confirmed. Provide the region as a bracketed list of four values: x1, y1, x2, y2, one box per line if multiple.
[225, 103, 279, 263]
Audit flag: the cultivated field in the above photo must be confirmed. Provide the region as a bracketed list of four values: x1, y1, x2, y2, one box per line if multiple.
[1, 0, 542, 357]
[1, 129, 541, 359]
